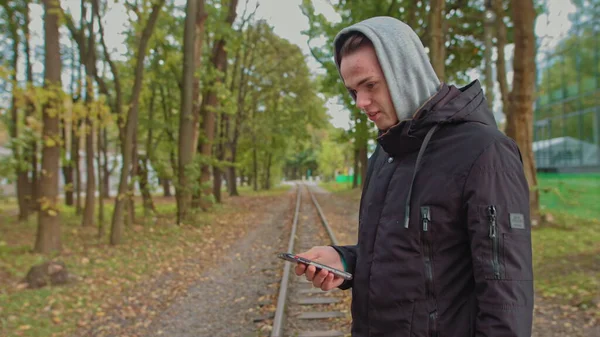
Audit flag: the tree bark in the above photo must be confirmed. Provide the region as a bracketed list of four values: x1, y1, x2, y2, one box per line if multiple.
[483, 0, 495, 110]
[493, 0, 510, 129]
[213, 113, 226, 202]
[352, 147, 359, 189]
[23, 1, 37, 214]
[138, 156, 156, 216]
[35, 0, 63, 254]
[197, 0, 239, 207]
[429, 0, 446, 81]
[507, 0, 540, 220]
[102, 128, 110, 197]
[5, 5, 31, 220]
[97, 122, 105, 238]
[82, 5, 96, 228]
[111, 0, 164, 245]
[177, 0, 199, 224]
[191, 0, 208, 157]
[73, 123, 82, 214]
[359, 144, 368, 188]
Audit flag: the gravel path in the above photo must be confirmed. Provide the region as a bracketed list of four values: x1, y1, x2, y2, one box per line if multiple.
[141, 189, 295, 337]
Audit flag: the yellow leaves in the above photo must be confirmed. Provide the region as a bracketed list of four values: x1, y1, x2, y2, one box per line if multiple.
[18, 324, 31, 331]
[48, 209, 58, 217]
[45, 137, 57, 148]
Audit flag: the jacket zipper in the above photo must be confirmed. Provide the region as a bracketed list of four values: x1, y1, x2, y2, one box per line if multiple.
[421, 206, 434, 298]
[429, 310, 438, 337]
[488, 205, 501, 279]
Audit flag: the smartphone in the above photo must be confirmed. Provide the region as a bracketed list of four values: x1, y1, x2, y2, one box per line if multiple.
[277, 252, 353, 281]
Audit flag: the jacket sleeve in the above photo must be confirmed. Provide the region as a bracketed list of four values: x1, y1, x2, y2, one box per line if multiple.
[331, 244, 357, 290]
[463, 137, 534, 337]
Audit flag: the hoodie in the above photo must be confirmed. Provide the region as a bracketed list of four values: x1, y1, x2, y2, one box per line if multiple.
[333, 16, 441, 121]
[329, 17, 534, 337]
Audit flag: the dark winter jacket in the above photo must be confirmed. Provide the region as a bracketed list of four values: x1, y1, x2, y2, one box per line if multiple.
[332, 80, 534, 337]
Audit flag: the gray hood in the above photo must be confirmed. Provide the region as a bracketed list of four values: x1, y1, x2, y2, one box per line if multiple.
[334, 16, 441, 121]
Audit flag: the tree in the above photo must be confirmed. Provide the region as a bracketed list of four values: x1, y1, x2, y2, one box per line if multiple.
[35, 0, 63, 254]
[111, 0, 165, 245]
[506, 0, 540, 219]
[177, 0, 198, 224]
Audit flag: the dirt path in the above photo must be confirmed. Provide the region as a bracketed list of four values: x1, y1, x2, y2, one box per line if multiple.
[70, 189, 296, 337]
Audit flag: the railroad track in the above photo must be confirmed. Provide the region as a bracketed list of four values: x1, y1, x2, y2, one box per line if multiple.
[270, 182, 348, 337]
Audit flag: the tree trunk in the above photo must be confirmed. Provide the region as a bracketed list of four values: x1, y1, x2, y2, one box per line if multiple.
[252, 137, 258, 191]
[191, 0, 208, 158]
[197, 0, 239, 207]
[507, 0, 540, 220]
[483, 0, 495, 110]
[177, 0, 198, 224]
[493, 0, 510, 129]
[62, 124, 74, 206]
[127, 133, 138, 227]
[102, 128, 110, 198]
[6, 9, 30, 220]
[35, 0, 63, 254]
[359, 144, 368, 188]
[429, 0, 446, 81]
[265, 153, 272, 190]
[82, 7, 96, 228]
[97, 123, 105, 239]
[352, 148, 359, 189]
[82, 113, 95, 228]
[213, 113, 226, 203]
[111, 0, 164, 245]
[162, 179, 172, 197]
[95, 0, 124, 142]
[138, 156, 156, 216]
[23, 2, 37, 215]
[73, 124, 82, 214]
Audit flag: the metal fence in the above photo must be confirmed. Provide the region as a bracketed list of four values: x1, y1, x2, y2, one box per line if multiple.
[533, 14, 600, 172]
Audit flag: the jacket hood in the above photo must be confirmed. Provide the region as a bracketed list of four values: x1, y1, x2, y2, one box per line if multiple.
[333, 16, 441, 121]
[378, 80, 497, 155]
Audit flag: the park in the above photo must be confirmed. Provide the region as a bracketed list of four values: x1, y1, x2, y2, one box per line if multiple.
[0, 0, 598, 336]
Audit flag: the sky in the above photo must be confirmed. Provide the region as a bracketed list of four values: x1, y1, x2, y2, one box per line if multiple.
[23, 0, 578, 130]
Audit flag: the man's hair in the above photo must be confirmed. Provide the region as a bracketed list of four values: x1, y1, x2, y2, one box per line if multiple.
[336, 32, 373, 66]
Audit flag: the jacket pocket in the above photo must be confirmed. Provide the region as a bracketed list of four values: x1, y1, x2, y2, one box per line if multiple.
[487, 205, 502, 279]
[481, 204, 532, 281]
[420, 206, 436, 298]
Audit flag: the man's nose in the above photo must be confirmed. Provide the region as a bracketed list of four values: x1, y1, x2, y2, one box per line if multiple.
[355, 92, 371, 110]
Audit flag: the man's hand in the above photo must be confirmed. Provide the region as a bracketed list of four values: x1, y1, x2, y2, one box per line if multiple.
[294, 246, 345, 291]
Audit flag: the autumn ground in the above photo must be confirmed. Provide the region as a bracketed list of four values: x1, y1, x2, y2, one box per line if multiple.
[0, 185, 297, 337]
[1, 181, 598, 337]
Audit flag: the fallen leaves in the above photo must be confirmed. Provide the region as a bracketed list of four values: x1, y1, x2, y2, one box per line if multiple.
[1, 192, 292, 337]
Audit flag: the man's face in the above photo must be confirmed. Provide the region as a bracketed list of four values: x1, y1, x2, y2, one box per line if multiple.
[340, 44, 398, 130]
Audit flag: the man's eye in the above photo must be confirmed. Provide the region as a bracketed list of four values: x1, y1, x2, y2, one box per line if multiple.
[366, 83, 375, 89]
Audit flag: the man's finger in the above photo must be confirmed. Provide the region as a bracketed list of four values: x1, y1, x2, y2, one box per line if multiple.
[305, 265, 317, 281]
[321, 273, 335, 291]
[295, 263, 307, 276]
[312, 269, 329, 288]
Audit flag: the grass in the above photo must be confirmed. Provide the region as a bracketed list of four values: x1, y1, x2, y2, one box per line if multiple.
[0, 184, 291, 337]
[537, 173, 600, 221]
[532, 212, 600, 308]
[319, 174, 600, 310]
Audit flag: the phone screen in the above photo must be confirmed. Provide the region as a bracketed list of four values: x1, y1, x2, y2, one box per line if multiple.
[277, 252, 353, 280]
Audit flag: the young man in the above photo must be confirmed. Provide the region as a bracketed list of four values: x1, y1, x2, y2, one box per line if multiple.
[295, 16, 534, 336]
